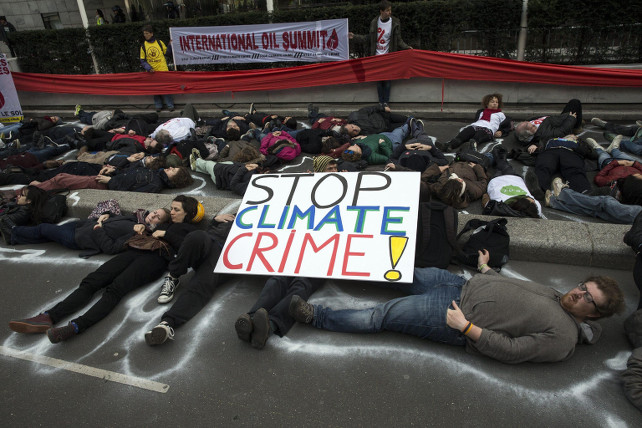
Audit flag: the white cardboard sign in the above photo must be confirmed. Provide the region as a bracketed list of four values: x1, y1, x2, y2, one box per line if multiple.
[0, 54, 22, 124]
[215, 172, 420, 283]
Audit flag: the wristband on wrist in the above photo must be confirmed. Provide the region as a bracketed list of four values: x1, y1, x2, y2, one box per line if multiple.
[478, 263, 488, 272]
[462, 322, 474, 335]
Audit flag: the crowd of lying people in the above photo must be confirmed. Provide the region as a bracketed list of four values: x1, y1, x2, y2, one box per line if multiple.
[1, 97, 641, 374]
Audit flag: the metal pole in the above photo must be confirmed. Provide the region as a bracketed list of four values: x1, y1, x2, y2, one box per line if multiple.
[267, 0, 274, 13]
[75, 0, 100, 74]
[517, 0, 528, 61]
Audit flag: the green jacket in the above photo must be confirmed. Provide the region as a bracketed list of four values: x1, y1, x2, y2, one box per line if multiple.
[357, 134, 393, 164]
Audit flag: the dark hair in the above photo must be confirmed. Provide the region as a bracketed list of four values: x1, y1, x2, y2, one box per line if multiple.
[146, 141, 163, 155]
[142, 24, 154, 33]
[321, 136, 339, 154]
[146, 156, 165, 170]
[341, 149, 362, 162]
[284, 117, 297, 130]
[22, 186, 49, 224]
[619, 175, 642, 206]
[96, 9, 105, 18]
[226, 128, 241, 141]
[586, 275, 625, 318]
[172, 195, 198, 223]
[436, 180, 466, 208]
[168, 166, 193, 188]
[379, 1, 392, 11]
[508, 197, 539, 218]
[233, 145, 261, 163]
[482, 93, 503, 109]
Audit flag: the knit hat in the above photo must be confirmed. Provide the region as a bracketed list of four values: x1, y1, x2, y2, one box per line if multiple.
[400, 152, 428, 172]
[313, 155, 337, 172]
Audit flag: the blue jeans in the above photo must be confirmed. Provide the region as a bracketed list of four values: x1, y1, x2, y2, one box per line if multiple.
[377, 80, 391, 104]
[620, 138, 642, 156]
[549, 188, 642, 224]
[312, 267, 467, 345]
[27, 144, 71, 163]
[154, 95, 175, 109]
[381, 124, 410, 150]
[0, 123, 23, 136]
[596, 148, 636, 169]
[11, 221, 80, 248]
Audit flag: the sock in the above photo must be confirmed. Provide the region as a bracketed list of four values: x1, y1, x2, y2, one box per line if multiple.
[70, 321, 79, 333]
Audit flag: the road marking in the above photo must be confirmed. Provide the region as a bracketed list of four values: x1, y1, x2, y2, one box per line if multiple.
[0, 346, 169, 393]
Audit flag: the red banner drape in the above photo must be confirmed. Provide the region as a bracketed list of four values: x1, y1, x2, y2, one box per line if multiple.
[13, 50, 642, 95]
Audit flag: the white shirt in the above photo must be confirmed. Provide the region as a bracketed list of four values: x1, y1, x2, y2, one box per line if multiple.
[376, 18, 392, 55]
[471, 110, 507, 133]
[151, 117, 195, 143]
[487, 174, 543, 217]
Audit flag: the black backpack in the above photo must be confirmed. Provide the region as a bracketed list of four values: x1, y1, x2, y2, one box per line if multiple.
[456, 218, 510, 269]
[40, 189, 69, 224]
[414, 200, 460, 269]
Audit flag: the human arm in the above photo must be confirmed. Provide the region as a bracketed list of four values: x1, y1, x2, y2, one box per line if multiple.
[93, 213, 110, 230]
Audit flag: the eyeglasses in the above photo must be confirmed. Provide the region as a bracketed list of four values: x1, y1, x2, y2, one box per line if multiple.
[577, 282, 601, 314]
[344, 150, 355, 155]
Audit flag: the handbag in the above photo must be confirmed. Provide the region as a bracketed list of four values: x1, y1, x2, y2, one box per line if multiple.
[88, 199, 121, 220]
[125, 233, 170, 256]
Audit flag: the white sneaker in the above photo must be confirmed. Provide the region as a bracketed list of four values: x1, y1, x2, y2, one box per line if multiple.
[606, 135, 623, 153]
[158, 275, 180, 304]
[584, 137, 601, 151]
[144, 321, 175, 346]
[551, 177, 569, 197]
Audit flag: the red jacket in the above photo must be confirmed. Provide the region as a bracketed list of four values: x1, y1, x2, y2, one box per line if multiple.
[594, 160, 642, 187]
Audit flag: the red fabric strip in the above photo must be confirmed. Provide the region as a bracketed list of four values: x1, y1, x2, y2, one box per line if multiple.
[13, 50, 642, 95]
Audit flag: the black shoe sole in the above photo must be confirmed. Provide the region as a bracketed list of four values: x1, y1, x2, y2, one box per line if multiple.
[145, 326, 169, 346]
[250, 308, 270, 349]
[235, 314, 253, 342]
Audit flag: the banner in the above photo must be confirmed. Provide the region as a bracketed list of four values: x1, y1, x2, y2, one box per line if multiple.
[0, 54, 22, 123]
[14, 50, 642, 96]
[170, 19, 349, 65]
[215, 172, 420, 283]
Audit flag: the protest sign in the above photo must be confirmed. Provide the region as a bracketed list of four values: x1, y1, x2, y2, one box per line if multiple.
[170, 19, 349, 65]
[215, 171, 420, 283]
[0, 54, 22, 124]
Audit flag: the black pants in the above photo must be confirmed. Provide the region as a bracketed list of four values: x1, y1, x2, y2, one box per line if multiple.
[248, 276, 322, 336]
[162, 230, 222, 328]
[561, 99, 582, 129]
[605, 122, 638, 137]
[535, 148, 591, 193]
[383, 111, 408, 132]
[47, 249, 168, 333]
[451, 126, 493, 148]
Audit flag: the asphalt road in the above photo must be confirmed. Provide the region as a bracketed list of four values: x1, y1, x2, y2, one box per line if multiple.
[1, 113, 641, 425]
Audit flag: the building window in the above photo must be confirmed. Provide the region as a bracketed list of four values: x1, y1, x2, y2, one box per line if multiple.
[41, 13, 63, 30]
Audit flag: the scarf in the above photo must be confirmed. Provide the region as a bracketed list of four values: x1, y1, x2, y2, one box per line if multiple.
[480, 108, 501, 121]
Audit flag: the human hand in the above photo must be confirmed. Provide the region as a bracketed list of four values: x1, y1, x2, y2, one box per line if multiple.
[272, 131, 281, 136]
[494, 131, 502, 138]
[245, 163, 258, 171]
[438, 165, 449, 173]
[446, 301, 468, 331]
[619, 160, 634, 167]
[127, 152, 145, 163]
[378, 138, 385, 144]
[215, 213, 235, 223]
[95, 175, 111, 184]
[527, 144, 538, 154]
[569, 112, 577, 117]
[477, 249, 490, 269]
[385, 162, 396, 170]
[348, 32, 354, 39]
[152, 230, 165, 239]
[133, 224, 146, 235]
[468, 162, 476, 168]
[93, 213, 109, 229]
[384, 106, 391, 113]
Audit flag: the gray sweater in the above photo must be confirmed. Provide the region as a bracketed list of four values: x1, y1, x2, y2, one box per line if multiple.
[459, 270, 601, 364]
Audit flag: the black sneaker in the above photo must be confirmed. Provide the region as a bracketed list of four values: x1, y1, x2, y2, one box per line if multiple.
[158, 276, 180, 304]
[0, 217, 14, 245]
[235, 313, 253, 342]
[250, 308, 271, 349]
[289, 295, 314, 324]
[145, 321, 175, 346]
[47, 323, 77, 343]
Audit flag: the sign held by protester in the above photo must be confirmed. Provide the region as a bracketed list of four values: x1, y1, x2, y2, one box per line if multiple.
[215, 172, 420, 283]
[0, 54, 22, 124]
[170, 19, 349, 65]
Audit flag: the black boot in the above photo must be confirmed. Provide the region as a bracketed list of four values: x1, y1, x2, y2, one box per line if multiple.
[0, 217, 15, 245]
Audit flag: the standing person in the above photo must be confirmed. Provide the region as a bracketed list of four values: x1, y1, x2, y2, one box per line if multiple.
[140, 25, 175, 113]
[7, 195, 201, 344]
[0, 16, 16, 57]
[111, 6, 127, 23]
[349, 1, 412, 107]
[95, 9, 107, 25]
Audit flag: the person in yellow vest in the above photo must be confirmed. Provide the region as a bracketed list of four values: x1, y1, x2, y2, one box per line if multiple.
[140, 25, 175, 113]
